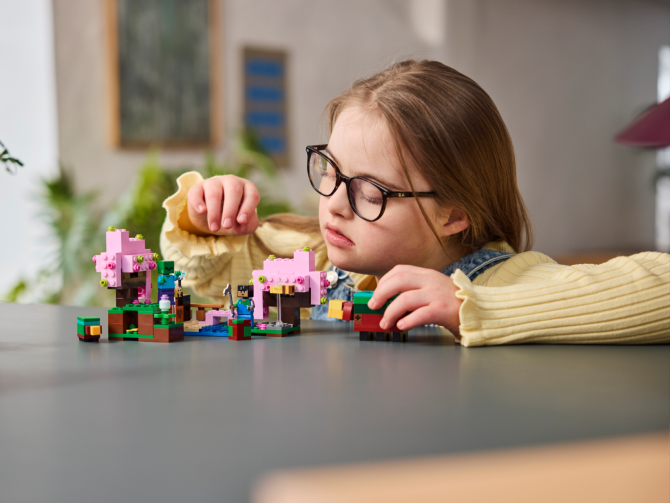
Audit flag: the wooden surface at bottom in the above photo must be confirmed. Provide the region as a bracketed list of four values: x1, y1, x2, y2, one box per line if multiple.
[254, 432, 669, 503]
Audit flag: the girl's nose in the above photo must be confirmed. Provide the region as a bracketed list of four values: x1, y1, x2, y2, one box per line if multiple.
[326, 182, 353, 218]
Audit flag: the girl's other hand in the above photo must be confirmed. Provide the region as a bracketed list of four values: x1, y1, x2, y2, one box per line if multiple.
[187, 175, 261, 236]
[368, 265, 463, 339]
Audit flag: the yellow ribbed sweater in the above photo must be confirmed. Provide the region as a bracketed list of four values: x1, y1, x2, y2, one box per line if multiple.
[161, 172, 670, 347]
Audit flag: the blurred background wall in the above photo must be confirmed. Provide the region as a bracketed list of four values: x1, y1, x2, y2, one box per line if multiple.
[1, 0, 668, 301]
[0, 0, 59, 298]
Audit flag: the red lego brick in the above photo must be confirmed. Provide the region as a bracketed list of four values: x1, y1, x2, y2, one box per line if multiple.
[229, 319, 252, 341]
[342, 301, 354, 321]
[353, 313, 401, 332]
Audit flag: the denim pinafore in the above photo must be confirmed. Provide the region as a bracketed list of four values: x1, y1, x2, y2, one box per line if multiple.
[310, 248, 514, 320]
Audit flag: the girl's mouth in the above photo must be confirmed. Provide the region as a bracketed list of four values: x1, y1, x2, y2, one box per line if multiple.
[325, 226, 355, 247]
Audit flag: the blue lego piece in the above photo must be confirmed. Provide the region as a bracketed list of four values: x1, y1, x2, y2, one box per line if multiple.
[234, 298, 255, 328]
[157, 274, 176, 290]
[184, 322, 229, 337]
[77, 318, 101, 327]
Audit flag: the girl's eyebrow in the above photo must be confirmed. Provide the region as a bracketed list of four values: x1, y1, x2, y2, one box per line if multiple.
[323, 147, 406, 192]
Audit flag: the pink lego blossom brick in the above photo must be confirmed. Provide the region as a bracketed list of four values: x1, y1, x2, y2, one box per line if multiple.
[205, 309, 233, 326]
[251, 248, 325, 318]
[105, 228, 148, 255]
[95, 229, 156, 292]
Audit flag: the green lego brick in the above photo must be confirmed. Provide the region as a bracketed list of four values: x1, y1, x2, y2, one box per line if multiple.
[230, 318, 251, 325]
[353, 291, 374, 304]
[108, 307, 124, 313]
[352, 304, 387, 316]
[153, 322, 184, 329]
[77, 316, 100, 323]
[244, 326, 251, 338]
[134, 334, 155, 339]
[76, 325, 87, 336]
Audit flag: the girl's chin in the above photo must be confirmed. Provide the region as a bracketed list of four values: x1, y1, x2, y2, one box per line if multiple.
[327, 248, 379, 276]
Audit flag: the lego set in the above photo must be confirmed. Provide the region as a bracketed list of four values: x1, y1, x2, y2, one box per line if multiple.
[81, 233, 333, 343]
[249, 247, 329, 337]
[86, 227, 186, 343]
[328, 291, 408, 342]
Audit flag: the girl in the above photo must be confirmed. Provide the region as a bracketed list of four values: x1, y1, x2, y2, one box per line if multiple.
[161, 60, 669, 346]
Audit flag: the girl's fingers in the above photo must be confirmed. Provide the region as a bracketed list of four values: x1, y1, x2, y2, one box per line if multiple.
[203, 182, 224, 232]
[220, 178, 244, 230]
[379, 289, 430, 330]
[237, 182, 261, 226]
[188, 183, 207, 215]
[395, 305, 457, 334]
[396, 305, 461, 337]
[369, 266, 428, 309]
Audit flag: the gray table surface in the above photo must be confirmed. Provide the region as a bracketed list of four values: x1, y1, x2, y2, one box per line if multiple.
[1, 303, 668, 503]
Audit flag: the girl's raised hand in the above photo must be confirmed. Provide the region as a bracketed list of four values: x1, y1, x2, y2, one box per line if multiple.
[368, 265, 463, 339]
[187, 175, 261, 236]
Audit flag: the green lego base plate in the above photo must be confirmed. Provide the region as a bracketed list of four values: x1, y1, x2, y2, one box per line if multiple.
[126, 333, 155, 339]
[251, 325, 301, 335]
[108, 303, 160, 315]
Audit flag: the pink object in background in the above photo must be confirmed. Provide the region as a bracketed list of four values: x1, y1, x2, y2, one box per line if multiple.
[615, 97, 670, 148]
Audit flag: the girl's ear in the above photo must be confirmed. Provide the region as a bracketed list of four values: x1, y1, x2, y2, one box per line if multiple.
[442, 208, 469, 237]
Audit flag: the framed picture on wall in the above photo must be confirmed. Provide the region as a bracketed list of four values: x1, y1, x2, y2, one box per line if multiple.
[106, 0, 222, 148]
[243, 47, 290, 167]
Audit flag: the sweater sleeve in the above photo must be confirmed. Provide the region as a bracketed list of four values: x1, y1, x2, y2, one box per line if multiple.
[160, 171, 328, 303]
[453, 251, 670, 347]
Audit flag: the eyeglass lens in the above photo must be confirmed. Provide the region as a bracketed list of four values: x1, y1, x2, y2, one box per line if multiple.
[308, 151, 385, 221]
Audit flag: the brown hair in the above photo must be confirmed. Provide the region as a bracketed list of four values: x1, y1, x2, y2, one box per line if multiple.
[325, 59, 533, 254]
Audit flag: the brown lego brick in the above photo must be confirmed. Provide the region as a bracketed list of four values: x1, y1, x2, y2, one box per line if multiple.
[77, 335, 100, 342]
[138, 324, 154, 336]
[175, 305, 184, 323]
[195, 309, 206, 321]
[183, 297, 192, 321]
[279, 307, 301, 327]
[263, 291, 276, 307]
[115, 288, 138, 307]
[263, 291, 313, 309]
[118, 272, 148, 289]
[108, 324, 125, 335]
[108, 313, 124, 325]
[153, 326, 184, 343]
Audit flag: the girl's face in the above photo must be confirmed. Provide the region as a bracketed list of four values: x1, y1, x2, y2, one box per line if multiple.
[319, 106, 455, 278]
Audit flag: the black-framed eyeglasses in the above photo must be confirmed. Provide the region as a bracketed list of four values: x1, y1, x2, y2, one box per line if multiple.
[306, 144, 437, 222]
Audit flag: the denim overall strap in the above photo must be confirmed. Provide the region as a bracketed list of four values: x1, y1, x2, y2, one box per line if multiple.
[441, 249, 514, 281]
[310, 266, 357, 320]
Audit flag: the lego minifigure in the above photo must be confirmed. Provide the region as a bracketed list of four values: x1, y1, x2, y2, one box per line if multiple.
[234, 283, 256, 328]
